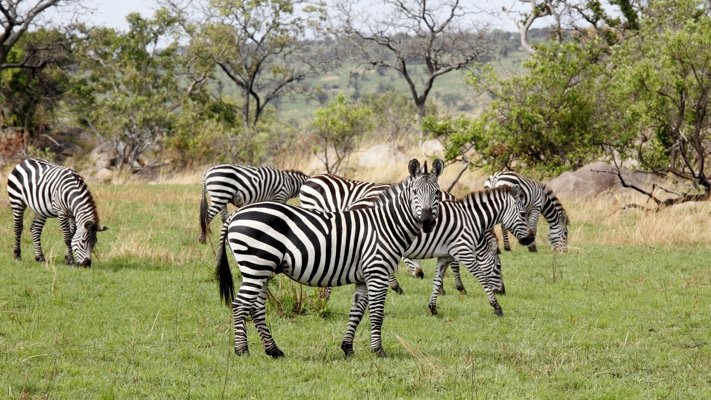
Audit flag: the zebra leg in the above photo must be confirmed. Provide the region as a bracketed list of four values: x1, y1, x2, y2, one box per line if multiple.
[58, 215, 76, 265]
[341, 283, 368, 357]
[11, 205, 25, 260]
[501, 226, 511, 251]
[401, 257, 424, 278]
[365, 276, 390, 357]
[220, 206, 229, 223]
[30, 215, 48, 262]
[427, 258, 452, 315]
[231, 278, 268, 356]
[450, 261, 467, 294]
[388, 275, 404, 295]
[251, 284, 284, 358]
[527, 210, 541, 252]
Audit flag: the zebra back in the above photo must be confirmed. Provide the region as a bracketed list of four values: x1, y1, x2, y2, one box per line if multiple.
[299, 174, 391, 211]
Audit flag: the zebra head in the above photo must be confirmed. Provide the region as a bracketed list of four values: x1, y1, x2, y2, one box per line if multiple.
[72, 221, 109, 267]
[407, 158, 444, 233]
[499, 185, 535, 246]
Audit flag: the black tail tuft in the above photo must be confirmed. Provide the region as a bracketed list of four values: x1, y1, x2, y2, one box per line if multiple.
[199, 185, 209, 244]
[216, 226, 234, 306]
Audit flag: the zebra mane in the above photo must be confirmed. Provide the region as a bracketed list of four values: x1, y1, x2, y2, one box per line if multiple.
[70, 171, 100, 226]
[368, 178, 410, 207]
[459, 185, 512, 202]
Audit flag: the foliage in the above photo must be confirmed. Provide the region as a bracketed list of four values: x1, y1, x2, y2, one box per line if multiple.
[68, 12, 182, 170]
[432, 40, 607, 175]
[0, 28, 72, 137]
[311, 93, 374, 174]
[603, 1, 711, 194]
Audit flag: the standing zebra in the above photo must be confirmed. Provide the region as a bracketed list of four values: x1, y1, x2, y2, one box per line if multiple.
[7, 159, 108, 267]
[484, 172, 569, 252]
[216, 159, 443, 358]
[199, 164, 310, 243]
[402, 186, 534, 316]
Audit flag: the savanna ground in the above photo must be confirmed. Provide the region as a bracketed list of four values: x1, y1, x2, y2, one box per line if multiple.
[1, 165, 710, 399]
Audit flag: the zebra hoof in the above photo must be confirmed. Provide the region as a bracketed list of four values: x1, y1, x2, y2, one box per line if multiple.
[266, 347, 284, 358]
[35, 255, 45, 262]
[234, 347, 249, 357]
[494, 307, 504, 317]
[415, 269, 424, 279]
[198, 236, 206, 244]
[428, 304, 438, 316]
[528, 245, 538, 252]
[372, 347, 387, 358]
[341, 342, 354, 357]
[504, 245, 511, 251]
[457, 287, 467, 295]
[391, 285, 404, 295]
[438, 287, 446, 296]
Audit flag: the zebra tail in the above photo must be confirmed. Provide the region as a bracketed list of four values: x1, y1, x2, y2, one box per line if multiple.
[216, 224, 235, 306]
[199, 183, 209, 243]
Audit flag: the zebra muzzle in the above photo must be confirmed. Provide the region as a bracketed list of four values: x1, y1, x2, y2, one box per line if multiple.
[420, 208, 435, 233]
[518, 232, 535, 246]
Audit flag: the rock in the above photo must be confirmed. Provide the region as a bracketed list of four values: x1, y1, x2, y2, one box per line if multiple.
[358, 144, 409, 169]
[95, 168, 114, 183]
[547, 162, 664, 201]
[421, 139, 445, 158]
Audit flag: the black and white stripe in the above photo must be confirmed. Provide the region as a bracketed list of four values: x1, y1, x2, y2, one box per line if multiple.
[216, 159, 444, 358]
[199, 164, 310, 243]
[484, 172, 569, 252]
[396, 186, 534, 316]
[7, 159, 108, 267]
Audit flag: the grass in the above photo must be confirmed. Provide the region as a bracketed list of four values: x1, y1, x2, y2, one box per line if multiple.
[1, 182, 710, 399]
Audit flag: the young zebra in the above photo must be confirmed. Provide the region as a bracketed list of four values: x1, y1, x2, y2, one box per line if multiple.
[199, 164, 310, 243]
[7, 159, 108, 267]
[484, 171, 569, 252]
[216, 159, 443, 358]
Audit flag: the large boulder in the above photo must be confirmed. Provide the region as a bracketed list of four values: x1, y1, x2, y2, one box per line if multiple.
[421, 139, 445, 158]
[547, 162, 663, 201]
[358, 144, 410, 169]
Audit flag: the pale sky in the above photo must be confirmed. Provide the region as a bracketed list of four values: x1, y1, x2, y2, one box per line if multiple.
[46, 0, 524, 31]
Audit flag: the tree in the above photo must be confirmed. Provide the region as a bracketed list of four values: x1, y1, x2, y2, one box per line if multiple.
[312, 93, 373, 175]
[165, 0, 333, 130]
[0, 0, 78, 69]
[601, 0, 711, 207]
[69, 12, 184, 170]
[333, 0, 491, 140]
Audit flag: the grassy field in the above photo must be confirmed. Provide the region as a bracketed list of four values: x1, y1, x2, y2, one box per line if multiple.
[1, 182, 710, 399]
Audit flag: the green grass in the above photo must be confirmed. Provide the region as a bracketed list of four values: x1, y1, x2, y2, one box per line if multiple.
[1, 184, 710, 398]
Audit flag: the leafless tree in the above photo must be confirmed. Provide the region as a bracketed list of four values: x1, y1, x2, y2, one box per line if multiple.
[332, 0, 491, 142]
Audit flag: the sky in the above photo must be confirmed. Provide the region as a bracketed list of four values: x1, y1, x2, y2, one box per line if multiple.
[46, 0, 523, 31]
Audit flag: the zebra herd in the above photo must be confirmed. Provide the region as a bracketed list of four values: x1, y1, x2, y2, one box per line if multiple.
[6, 157, 569, 359]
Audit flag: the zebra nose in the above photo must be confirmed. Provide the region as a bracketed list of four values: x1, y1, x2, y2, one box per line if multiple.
[80, 259, 92, 268]
[518, 231, 535, 246]
[420, 208, 435, 233]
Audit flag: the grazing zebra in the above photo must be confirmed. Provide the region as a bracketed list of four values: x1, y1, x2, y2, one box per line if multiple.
[484, 172, 569, 252]
[199, 164, 310, 243]
[396, 185, 534, 316]
[216, 158, 443, 358]
[7, 159, 108, 267]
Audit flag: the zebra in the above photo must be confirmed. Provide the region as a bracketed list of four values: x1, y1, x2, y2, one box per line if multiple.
[7, 159, 108, 267]
[199, 164, 310, 243]
[484, 171, 569, 252]
[402, 186, 534, 316]
[215, 158, 443, 358]
[299, 174, 450, 283]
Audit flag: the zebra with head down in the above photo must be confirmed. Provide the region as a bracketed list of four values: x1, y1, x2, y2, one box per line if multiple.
[484, 171, 569, 253]
[7, 159, 108, 267]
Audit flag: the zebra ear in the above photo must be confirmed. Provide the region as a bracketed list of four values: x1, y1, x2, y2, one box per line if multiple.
[408, 159, 421, 177]
[431, 158, 444, 177]
[98, 225, 109, 232]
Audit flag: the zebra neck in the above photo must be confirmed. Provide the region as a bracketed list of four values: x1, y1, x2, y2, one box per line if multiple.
[372, 193, 421, 242]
